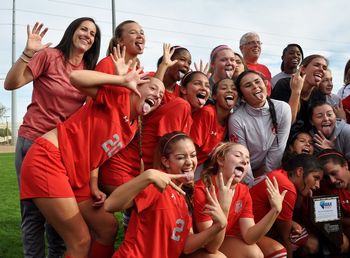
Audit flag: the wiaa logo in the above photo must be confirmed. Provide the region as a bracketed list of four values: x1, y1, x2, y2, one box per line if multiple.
[320, 200, 332, 209]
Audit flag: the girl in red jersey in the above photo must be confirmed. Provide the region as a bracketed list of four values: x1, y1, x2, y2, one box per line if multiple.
[250, 154, 324, 258]
[155, 44, 192, 103]
[190, 78, 238, 180]
[20, 50, 164, 258]
[104, 132, 228, 258]
[191, 142, 287, 258]
[317, 149, 350, 254]
[100, 69, 211, 194]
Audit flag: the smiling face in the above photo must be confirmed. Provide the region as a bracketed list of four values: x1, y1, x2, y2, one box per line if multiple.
[239, 72, 267, 108]
[213, 79, 238, 111]
[302, 57, 328, 87]
[137, 77, 164, 116]
[323, 161, 349, 189]
[311, 104, 336, 138]
[233, 54, 245, 79]
[240, 34, 261, 63]
[211, 49, 236, 80]
[166, 49, 191, 82]
[162, 138, 197, 184]
[283, 46, 302, 71]
[318, 70, 333, 95]
[290, 132, 314, 155]
[181, 73, 210, 111]
[118, 22, 145, 56]
[218, 144, 250, 185]
[72, 20, 97, 53]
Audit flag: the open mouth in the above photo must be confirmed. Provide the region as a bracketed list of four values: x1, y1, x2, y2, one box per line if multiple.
[234, 165, 244, 177]
[142, 98, 155, 114]
[197, 92, 207, 106]
[225, 95, 235, 106]
[135, 42, 144, 51]
[301, 147, 311, 154]
[254, 90, 264, 100]
[183, 171, 194, 182]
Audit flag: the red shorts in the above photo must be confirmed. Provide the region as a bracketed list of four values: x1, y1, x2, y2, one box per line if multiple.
[20, 137, 90, 202]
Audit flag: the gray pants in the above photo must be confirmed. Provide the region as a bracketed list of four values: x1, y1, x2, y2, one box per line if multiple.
[16, 136, 65, 258]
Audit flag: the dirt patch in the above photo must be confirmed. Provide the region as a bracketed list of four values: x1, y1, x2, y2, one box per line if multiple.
[0, 145, 15, 153]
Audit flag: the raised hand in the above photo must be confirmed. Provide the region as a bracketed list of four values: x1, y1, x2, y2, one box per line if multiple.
[160, 43, 178, 68]
[111, 44, 131, 75]
[313, 130, 336, 149]
[266, 176, 287, 213]
[25, 22, 52, 56]
[146, 169, 187, 195]
[216, 172, 235, 215]
[334, 101, 347, 120]
[194, 60, 211, 78]
[290, 66, 305, 95]
[202, 185, 227, 229]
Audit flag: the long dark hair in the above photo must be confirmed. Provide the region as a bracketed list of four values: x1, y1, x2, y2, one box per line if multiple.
[282, 153, 323, 178]
[55, 17, 101, 70]
[156, 132, 195, 214]
[235, 70, 279, 144]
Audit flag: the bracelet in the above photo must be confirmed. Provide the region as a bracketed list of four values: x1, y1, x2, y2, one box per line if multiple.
[22, 51, 33, 59]
[19, 55, 29, 63]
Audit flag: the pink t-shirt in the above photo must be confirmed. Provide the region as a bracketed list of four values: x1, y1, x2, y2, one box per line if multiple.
[18, 48, 86, 141]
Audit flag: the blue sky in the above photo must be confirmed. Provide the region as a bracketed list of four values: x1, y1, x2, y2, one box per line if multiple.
[1, 0, 350, 126]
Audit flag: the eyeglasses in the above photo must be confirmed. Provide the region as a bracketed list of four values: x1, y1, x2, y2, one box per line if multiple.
[245, 41, 262, 46]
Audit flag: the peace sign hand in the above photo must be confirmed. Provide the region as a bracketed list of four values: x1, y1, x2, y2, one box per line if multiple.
[290, 66, 305, 94]
[266, 176, 287, 213]
[202, 185, 227, 229]
[216, 172, 235, 215]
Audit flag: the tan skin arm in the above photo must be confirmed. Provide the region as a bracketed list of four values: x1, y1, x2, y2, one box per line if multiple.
[4, 22, 52, 90]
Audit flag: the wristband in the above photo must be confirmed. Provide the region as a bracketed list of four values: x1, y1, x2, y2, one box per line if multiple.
[22, 51, 33, 59]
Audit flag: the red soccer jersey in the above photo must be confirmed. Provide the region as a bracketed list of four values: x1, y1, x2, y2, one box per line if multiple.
[163, 84, 182, 104]
[57, 56, 138, 189]
[190, 104, 226, 165]
[250, 169, 297, 222]
[193, 177, 254, 236]
[342, 95, 350, 124]
[100, 97, 193, 186]
[113, 184, 192, 258]
[57, 86, 137, 189]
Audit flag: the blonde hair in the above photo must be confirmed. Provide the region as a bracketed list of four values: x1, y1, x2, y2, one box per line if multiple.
[201, 142, 244, 188]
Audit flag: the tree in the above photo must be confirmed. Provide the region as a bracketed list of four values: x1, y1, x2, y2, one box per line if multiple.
[0, 103, 8, 120]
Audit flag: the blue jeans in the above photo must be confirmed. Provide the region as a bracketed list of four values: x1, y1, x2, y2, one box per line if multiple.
[16, 136, 65, 258]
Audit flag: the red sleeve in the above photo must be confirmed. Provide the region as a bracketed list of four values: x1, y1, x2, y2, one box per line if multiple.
[134, 184, 161, 213]
[28, 48, 50, 79]
[190, 106, 214, 147]
[157, 98, 193, 135]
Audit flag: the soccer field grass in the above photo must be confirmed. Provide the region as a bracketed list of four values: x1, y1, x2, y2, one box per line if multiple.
[0, 152, 22, 258]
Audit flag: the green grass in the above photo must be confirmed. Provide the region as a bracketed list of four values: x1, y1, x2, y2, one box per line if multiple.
[0, 153, 124, 257]
[0, 153, 22, 258]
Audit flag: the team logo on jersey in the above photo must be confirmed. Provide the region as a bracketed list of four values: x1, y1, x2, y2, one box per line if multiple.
[123, 116, 129, 123]
[235, 200, 243, 213]
[230, 133, 239, 143]
[210, 130, 217, 136]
